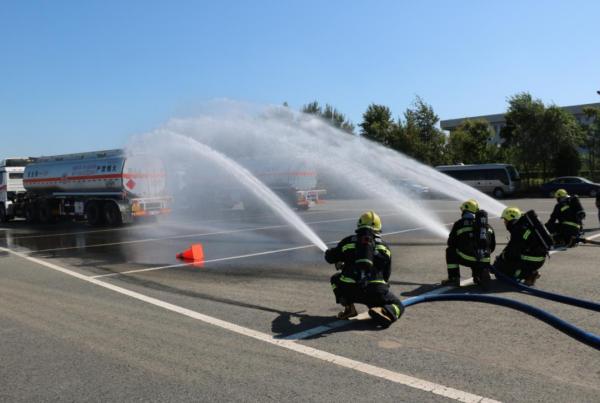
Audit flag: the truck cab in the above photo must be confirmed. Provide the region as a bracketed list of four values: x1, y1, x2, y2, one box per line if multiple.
[0, 158, 30, 222]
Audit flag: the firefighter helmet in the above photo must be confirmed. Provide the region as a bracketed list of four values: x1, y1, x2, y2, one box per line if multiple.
[501, 206, 522, 221]
[460, 199, 479, 214]
[555, 189, 568, 199]
[357, 211, 382, 232]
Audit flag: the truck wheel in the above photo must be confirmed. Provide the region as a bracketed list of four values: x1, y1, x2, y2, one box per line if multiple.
[492, 188, 505, 198]
[86, 201, 103, 226]
[0, 204, 7, 223]
[38, 202, 56, 224]
[25, 204, 39, 223]
[103, 202, 123, 226]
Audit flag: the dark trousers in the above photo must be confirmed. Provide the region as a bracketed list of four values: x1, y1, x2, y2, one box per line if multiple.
[546, 222, 580, 246]
[330, 273, 403, 321]
[493, 254, 544, 281]
[445, 247, 490, 283]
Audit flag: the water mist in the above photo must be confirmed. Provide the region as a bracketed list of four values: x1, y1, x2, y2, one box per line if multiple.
[129, 131, 328, 252]
[153, 101, 506, 238]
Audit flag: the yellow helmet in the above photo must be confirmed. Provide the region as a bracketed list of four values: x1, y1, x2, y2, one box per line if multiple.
[501, 206, 522, 221]
[357, 210, 382, 232]
[460, 199, 479, 214]
[555, 189, 568, 199]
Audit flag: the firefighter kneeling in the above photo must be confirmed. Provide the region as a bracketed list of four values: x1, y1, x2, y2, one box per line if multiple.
[443, 199, 496, 288]
[545, 189, 585, 247]
[325, 211, 403, 327]
[493, 207, 552, 286]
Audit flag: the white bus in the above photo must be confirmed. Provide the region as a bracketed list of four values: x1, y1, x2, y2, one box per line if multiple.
[435, 163, 520, 198]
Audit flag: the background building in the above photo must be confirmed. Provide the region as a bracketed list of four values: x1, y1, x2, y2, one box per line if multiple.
[441, 102, 600, 145]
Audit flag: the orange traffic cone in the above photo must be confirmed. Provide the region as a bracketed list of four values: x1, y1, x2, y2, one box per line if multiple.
[176, 243, 205, 267]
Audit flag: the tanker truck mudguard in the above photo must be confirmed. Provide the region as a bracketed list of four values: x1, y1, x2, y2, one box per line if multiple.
[8, 149, 171, 226]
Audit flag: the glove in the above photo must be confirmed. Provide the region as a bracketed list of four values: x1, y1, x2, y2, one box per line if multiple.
[335, 262, 345, 271]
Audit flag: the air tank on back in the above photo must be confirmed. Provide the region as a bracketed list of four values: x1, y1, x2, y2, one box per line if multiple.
[23, 149, 166, 197]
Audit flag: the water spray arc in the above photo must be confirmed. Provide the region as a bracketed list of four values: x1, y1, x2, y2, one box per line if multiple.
[133, 131, 328, 252]
[161, 103, 508, 239]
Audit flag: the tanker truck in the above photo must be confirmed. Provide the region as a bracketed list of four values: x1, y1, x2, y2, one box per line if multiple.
[0, 149, 171, 225]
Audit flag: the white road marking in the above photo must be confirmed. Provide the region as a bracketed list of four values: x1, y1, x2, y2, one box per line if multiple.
[6, 224, 154, 240]
[284, 278, 474, 341]
[91, 223, 456, 278]
[0, 246, 500, 403]
[91, 245, 317, 278]
[283, 228, 600, 341]
[24, 216, 377, 253]
[21, 210, 465, 254]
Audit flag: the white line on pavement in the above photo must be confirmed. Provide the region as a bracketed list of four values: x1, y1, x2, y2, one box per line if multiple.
[0, 246, 499, 403]
[22, 210, 460, 254]
[283, 278, 474, 341]
[91, 245, 317, 278]
[91, 223, 454, 278]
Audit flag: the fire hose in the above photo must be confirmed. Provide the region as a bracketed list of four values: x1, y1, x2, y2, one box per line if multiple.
[490, 266, 600, 312]
[401, 293, 600, 350]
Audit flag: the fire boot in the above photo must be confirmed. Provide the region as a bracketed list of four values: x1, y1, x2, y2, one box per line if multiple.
[368, 306, 394, 327]
[441, 277, 460, 286]
[336, 304, 358, 320]
[523, 271, 541, 286]
[473, 267, 491, 290]
[442, 266, 460, 286]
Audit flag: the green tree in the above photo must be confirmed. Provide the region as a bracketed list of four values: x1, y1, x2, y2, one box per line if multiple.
[359, 104, 398, 146]
[501, 93, 583, 180]
[302, 101, 355, 133]
[542, 106, 584, 177]
[446, 119, 499, 164]
[402, 96, 447, 165]
[582, 107, 600, 177]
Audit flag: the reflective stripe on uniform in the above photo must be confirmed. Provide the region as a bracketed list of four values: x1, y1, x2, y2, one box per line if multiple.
[561, 205, 570, 212]
[523, 229, 531, 240]
[447, 263, 459, 269]
[457, 226, 473, 236]
[331, 284, 337, 290]
[561, 221, 581, 228]
[457, 250, 476, 262]
[376, 244, 391, 257]
[391, 304, 401, 318]
[355, 258, 373, 266]
[520, 254, 545, 262]
[457, 250, 490, 263]
[368, 279, 387, 284]
[339, 275, 356, 283]
[342, 243, 356, 252]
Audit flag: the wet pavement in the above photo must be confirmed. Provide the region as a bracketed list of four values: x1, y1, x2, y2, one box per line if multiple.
[1, 198, 599, 402]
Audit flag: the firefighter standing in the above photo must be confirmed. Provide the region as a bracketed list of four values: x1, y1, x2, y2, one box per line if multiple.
[494, 207, 547, 286]
[443, 199, 496, 287]
[325, 211, 403, 327]
[545, 189, 585, 247]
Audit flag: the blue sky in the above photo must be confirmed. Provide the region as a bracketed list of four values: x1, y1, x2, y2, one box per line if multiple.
[1, 0, 599, 157]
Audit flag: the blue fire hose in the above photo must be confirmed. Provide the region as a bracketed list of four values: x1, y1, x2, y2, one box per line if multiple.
[490, 266, 600, 312]
[402, 293, 600, 351]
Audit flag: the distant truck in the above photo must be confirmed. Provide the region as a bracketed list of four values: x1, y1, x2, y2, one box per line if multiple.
[172, 157, 325, 214]
[0, 149, 171, 225]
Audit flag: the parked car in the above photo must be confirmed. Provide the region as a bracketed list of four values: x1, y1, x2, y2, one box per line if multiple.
[393, 178, 430, 196]
[540, 176, 600, 197]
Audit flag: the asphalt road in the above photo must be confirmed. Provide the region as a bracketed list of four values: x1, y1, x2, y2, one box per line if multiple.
[1, 198, 599, 402]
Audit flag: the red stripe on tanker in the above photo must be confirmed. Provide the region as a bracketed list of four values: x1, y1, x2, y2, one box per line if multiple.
[23, 151, 167, 198]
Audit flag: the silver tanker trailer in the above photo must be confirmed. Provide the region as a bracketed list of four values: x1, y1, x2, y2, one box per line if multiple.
[0, 149, 171, 225]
